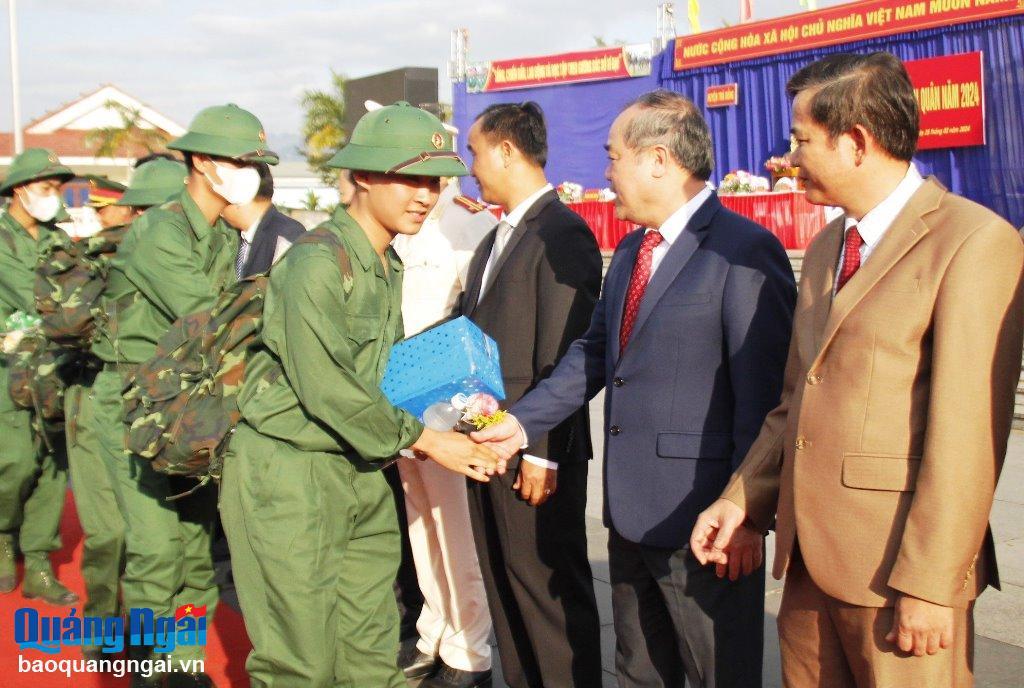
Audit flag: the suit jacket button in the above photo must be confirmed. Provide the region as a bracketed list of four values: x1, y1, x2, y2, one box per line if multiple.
[613, 377, 624, 387]
[610, 426, 621, 436]
[806, 372, 822, 385]
[795, 437, 809, 451]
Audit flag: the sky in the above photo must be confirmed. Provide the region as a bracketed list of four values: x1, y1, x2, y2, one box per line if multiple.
[0, 0, 846, 158]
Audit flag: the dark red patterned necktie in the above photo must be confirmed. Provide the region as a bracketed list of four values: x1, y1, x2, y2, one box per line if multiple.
[836, 224, 863, 292]
[619, 230, 664, 353]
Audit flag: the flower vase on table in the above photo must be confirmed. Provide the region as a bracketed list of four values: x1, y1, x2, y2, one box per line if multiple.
[764, 155, 803, 190]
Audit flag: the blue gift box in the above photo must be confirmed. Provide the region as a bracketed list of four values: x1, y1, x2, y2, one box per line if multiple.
[382, 316, 505, 420]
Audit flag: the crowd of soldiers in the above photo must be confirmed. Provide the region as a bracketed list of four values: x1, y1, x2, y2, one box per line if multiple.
[0, 102, 498, 688]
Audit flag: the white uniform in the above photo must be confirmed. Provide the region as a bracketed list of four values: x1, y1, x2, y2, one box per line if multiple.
[391, 182, 496, 672]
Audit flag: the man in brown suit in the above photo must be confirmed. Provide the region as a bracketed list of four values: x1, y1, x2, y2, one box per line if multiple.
[690, 52, 1024, 687]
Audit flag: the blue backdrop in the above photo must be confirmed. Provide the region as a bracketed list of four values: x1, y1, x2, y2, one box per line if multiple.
[452, 63, 661, 199]
[453, 16, 1024, 226]
[659, 16, 1024, 227]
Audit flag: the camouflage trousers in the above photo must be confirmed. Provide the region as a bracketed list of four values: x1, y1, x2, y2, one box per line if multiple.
[0, 404, 66, 569]
[66, 383, 126, 617]
[92, 370, 218, 663]
[220, 422, 406, 688]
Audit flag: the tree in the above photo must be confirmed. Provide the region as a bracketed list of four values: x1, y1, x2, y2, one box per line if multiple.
[85, 100, 170, 158]
[302, 190, 321, 212]
[300, 71, 347, 185]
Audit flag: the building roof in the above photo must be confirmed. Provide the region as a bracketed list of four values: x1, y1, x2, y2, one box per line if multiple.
[1, 84, 185, 161]
[25, 84, 185, 136]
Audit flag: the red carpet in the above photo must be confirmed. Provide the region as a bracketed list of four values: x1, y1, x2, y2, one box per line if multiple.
[0, 490, 252, 687]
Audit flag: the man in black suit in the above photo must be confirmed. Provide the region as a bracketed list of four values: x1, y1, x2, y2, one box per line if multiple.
[454, 102, 603, 688]
[221, 162, 305, 277]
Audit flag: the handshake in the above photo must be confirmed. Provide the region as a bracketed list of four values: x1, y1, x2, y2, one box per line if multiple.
[409, 411, 556, 506]
[381, 317, 557, 504]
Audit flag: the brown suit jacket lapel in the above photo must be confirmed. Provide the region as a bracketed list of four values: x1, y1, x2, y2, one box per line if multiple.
[815, 178, 946, 361]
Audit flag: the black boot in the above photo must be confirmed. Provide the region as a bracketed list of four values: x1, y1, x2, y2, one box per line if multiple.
[166, 672, 215, 687]
[420, 662, 492, 688]
[21, 566, 78, 605]
[398, 640, 440, 680]
[129, 648, 168, 688]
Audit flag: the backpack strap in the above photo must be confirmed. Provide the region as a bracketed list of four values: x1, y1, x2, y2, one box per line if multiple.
[291, 227, 355, 288]
[0, 224, 18, 256]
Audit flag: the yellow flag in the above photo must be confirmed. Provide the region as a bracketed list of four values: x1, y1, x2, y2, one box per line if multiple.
[688, 0, 701, 33]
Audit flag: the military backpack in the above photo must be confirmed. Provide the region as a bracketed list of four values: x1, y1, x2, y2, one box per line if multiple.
[35, 225, 129, 349]
[2, 229, 114, 447]
[121, 227, 352, 494]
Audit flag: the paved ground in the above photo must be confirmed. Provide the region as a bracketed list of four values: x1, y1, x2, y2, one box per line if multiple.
[439, 394, 1024, 687]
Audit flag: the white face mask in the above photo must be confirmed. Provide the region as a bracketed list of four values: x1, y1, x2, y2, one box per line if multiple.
[205, 162, 260, 206]
[18, 188, 61, 222]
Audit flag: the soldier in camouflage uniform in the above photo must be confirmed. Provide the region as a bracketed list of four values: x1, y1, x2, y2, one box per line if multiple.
[0, 148, 78, 605]
[90, 105, 275, 688]
[218, 102, 502, 688]
[65, 159, 187, 648]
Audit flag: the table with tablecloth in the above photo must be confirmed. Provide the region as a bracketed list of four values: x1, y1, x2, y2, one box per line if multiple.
[718, 191, 826, 249]
[568, 191, 826, 250]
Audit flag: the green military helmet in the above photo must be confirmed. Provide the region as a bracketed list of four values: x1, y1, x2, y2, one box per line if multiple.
[117, 158, 188, 207]
[167, 104, 279, 165]
[328, 101, 467, 177]
[0, 148, 75, 196]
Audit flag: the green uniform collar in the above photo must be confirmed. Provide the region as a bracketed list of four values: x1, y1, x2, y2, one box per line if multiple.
[329, 206, 404, 275]
[0, 209, 59, 240]
[178, 188, 218, 241]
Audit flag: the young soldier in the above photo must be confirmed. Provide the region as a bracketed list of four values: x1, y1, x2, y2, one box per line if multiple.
[219, 102, 501, 688]
[90, 105, 275, 688]
[65, 158, 187, 656]
[0, 148, 77, 605]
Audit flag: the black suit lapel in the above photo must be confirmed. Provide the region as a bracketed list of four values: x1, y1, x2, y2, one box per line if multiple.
[479, 189, 558, 302]
[463, 227, 498, 317]
[243, 208, 276, 276]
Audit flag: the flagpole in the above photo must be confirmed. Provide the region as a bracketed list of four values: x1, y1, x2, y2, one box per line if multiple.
[8, 0, 24, 154]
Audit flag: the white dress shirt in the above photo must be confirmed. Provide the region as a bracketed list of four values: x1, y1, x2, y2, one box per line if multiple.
[478, 183, 554, 301]
[646, 185, 714, 280]
[834, 164, 924, 293]
[234, 215, 263, 277]
[476, 183, 562, 471]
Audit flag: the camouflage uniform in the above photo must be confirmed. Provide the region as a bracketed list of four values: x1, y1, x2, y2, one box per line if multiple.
[68, 159, 186, 620]
[0, 148, 76, 604]
[218, 102, 465, 687]
[65, 225, 129, 620]
[90, 187, 238, 665]
[0, 212, 70, 587]
[91, 105, 274, 682]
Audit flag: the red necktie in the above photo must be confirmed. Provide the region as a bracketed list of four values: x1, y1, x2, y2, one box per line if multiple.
[836, 225, 863, 292]
[619, 230, 664, 353]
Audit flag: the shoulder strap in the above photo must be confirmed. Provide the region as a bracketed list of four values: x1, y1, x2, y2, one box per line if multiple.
[0, 220, 18, 255]
[292, 227, 354, 286]
[453, 195, 487, 213]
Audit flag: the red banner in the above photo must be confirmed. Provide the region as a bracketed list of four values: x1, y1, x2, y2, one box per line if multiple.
[906, 52, 985, 149]
[471, 44, 652, 93]
[674, 0, 1024, 71]
[706, 84, 740, 107]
